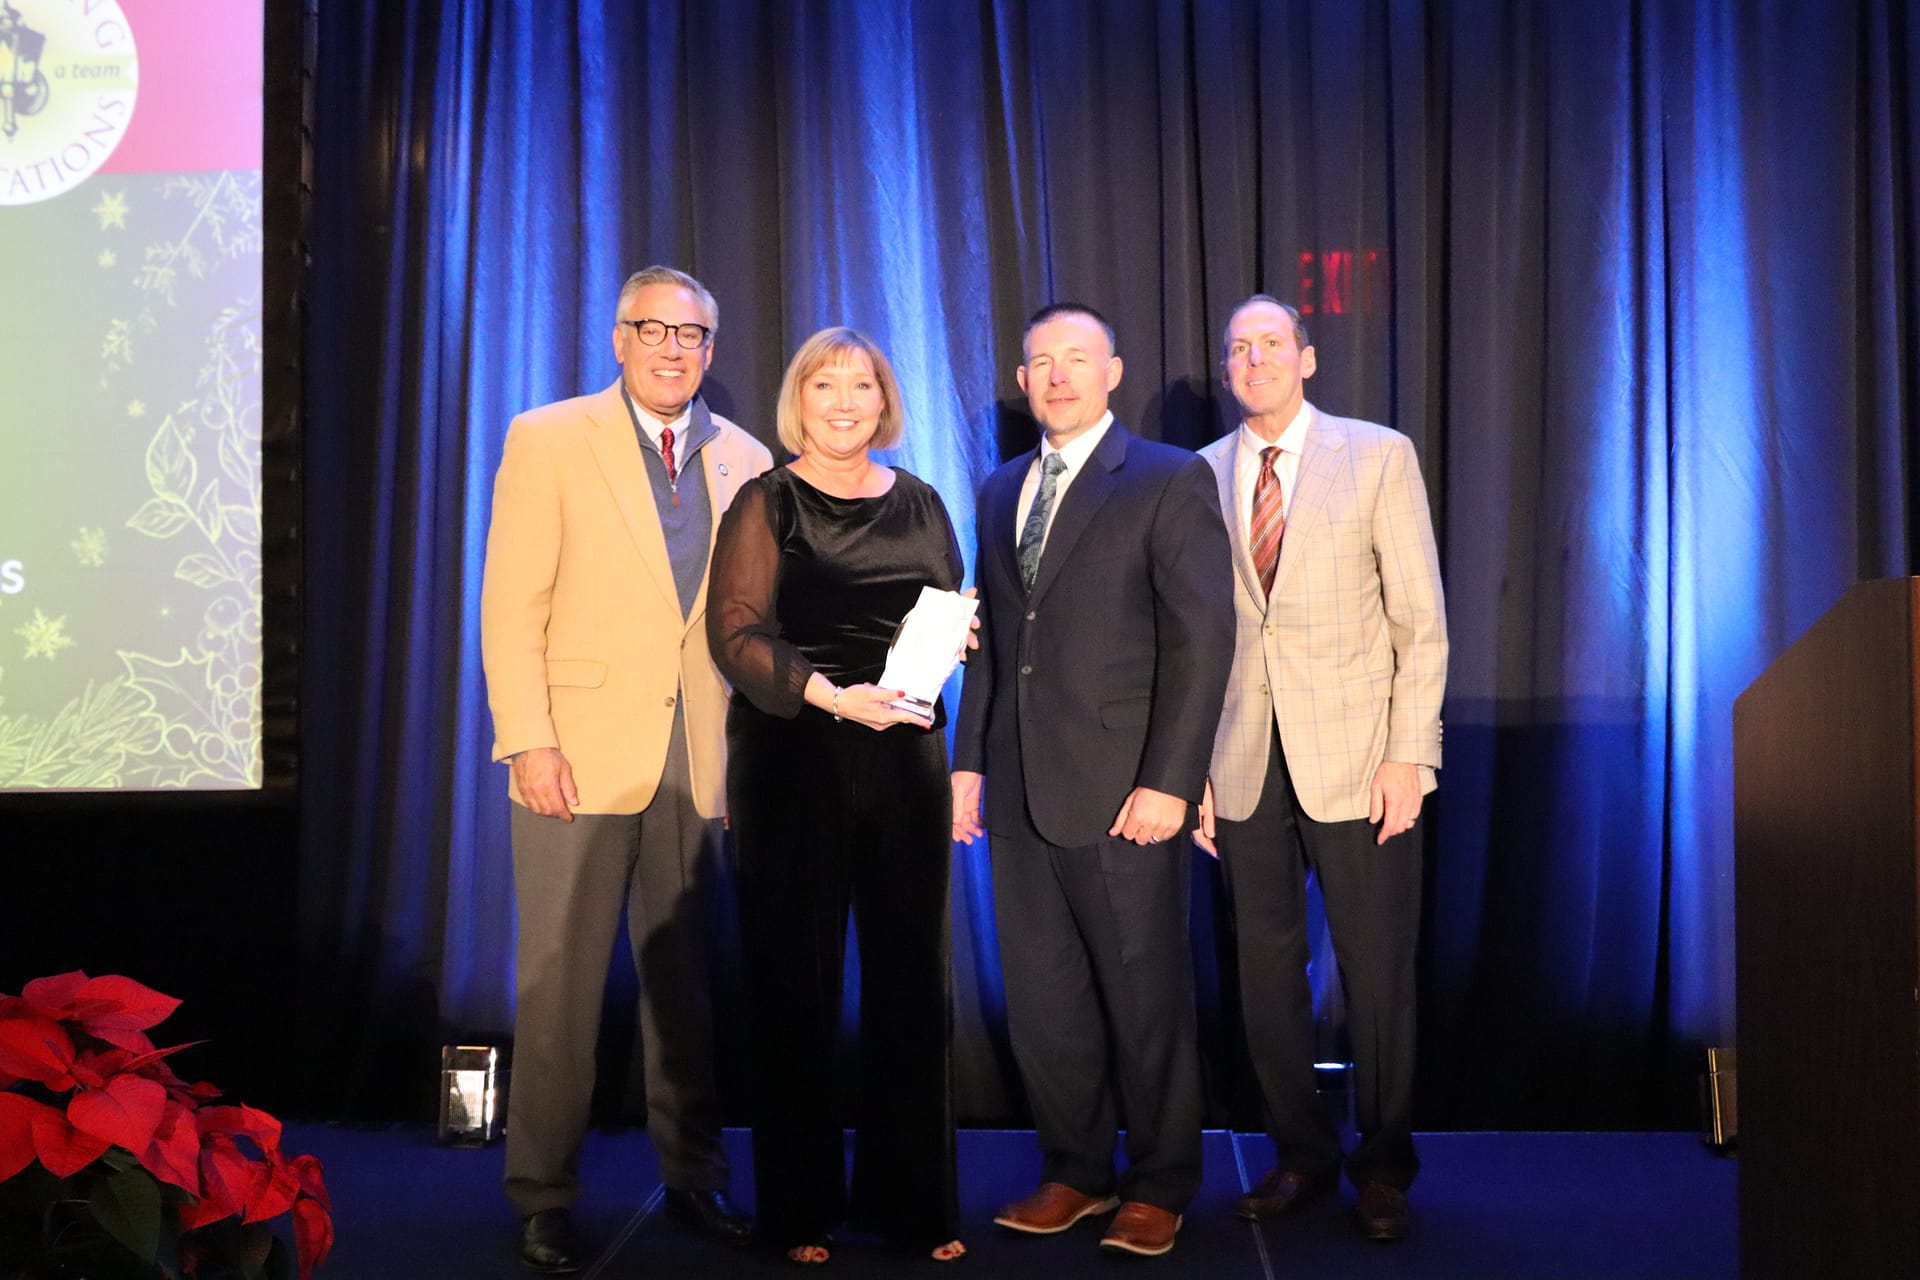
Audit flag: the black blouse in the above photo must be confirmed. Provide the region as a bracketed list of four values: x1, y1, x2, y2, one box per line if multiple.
[708, 466, 965, 719]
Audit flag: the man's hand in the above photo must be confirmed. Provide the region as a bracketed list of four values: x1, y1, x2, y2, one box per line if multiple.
[1110, 785, 1189, 846]
[1369, 761, 1422, 846]
[959, 586, 982, 662]
[513, 747, 579, 822]
[951, 770, 985, 845]
[1192, 778, 1218, 858]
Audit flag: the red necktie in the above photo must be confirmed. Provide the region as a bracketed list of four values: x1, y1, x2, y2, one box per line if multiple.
[1250, 446, 1285, 595]
[660, 426, 678, 506]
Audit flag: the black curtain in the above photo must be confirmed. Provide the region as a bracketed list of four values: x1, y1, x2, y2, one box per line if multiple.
[299, 0, 1919, 1128]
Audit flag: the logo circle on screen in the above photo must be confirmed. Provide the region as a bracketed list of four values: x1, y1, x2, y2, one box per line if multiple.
[0, 1, 139, 206]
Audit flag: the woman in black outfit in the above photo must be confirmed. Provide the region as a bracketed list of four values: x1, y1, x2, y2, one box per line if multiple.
[707, 327, 966, 1265]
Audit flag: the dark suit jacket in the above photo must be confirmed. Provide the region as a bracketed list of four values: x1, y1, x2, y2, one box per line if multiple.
[954, 422, 1236, 848]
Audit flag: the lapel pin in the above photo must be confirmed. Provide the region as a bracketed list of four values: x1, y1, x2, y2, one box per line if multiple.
[717, 463, 729, 476]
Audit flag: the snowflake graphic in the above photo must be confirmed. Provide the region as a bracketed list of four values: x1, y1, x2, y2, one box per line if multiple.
[17, 610, 76, 661]
[99, 250, 118, 268]
[103, 319, 132, 364]
[93, 191, 130, 230]
[72, 527, 109, 567]
[128, 400, 146, 418]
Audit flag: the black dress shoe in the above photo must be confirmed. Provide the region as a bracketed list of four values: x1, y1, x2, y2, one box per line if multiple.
[664, 1187, 754, 1245]
[521, 1208, 583, 1273]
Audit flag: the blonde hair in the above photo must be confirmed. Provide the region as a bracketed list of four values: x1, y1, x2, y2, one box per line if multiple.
[774, 327, 906, 456]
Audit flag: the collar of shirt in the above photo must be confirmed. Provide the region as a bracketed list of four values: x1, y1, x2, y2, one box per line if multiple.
[1016, 411, 1114, 544]
[1039, 410, 1115, 478]
[1236, 400, 1312, 466]
[619, 385, 703, 455]
[1235, 401, 1313, 533]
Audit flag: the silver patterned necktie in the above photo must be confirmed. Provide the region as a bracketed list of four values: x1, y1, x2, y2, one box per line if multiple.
[1017, 452, 1067, 591]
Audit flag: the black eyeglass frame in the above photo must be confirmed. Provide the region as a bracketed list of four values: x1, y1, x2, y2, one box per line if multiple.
[621, 317, 711, 349]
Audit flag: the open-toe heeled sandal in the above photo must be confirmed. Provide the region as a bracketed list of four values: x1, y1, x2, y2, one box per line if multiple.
[930, 1239, 967, 1262]
[785, 1239, 832, 1266]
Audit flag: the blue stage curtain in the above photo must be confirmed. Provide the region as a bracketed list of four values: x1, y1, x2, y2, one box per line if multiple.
[302, 0, 1917, 1125]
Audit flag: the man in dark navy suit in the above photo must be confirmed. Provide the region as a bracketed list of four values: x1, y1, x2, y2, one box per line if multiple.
[952, 303, 1234, 1260]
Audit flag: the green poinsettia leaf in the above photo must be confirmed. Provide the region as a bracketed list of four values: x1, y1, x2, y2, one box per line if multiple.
[100, 1147, 142, 1173]
[89, 1165, 163, 1263]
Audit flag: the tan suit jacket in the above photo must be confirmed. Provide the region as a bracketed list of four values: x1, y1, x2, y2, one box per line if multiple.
[1199, 407, 1447, 824]
[480, 382, 773, 815]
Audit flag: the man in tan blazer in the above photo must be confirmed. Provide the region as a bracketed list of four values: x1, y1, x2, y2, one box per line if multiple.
[1193, 295, 1447, 1244]
[481, 265, 772, 1273]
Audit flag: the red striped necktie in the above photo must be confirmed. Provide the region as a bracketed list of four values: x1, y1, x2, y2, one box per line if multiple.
[660, 426, 678, 506]
[1250, 446, 1285, 595]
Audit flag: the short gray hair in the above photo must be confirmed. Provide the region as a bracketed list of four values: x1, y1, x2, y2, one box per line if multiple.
[616, 265, 718, 334]
[1221, 294, 1309, 360]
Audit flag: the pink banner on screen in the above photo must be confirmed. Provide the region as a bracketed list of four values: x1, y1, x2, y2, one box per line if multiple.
[99, 0, 263, 174]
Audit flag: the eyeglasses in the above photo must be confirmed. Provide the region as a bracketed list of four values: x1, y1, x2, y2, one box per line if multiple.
[621, 318, 710, 349]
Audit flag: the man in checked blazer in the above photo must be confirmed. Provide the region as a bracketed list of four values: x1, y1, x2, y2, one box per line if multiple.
[481, 266, 770, 1272]
[952, 303, 1234, 1259]
[1193, 295, 1447, 1243]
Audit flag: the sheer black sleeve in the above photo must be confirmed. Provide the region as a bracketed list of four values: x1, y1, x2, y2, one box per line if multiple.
[707, 477, 816, 717]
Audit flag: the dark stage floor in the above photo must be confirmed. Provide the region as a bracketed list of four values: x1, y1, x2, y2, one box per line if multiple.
[290, 1125, 1736, 1278]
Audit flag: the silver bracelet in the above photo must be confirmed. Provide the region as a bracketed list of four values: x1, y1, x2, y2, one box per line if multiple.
[831, 686, 842, 721]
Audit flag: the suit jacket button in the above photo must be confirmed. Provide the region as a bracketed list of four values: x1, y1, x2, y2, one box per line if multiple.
[1025, 611, 1036, 621]
[1020, 665, 1032, 676]
[664, 695, 676, 708]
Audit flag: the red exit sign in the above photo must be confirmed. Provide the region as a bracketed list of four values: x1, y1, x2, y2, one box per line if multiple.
[1298, 250, 1389, 316]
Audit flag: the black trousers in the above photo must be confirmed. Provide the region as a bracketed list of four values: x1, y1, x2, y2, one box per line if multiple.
[729, 704, 957, 1249]
[1214, 728, 1423, 1191]
[989, 809, 1204, 1213]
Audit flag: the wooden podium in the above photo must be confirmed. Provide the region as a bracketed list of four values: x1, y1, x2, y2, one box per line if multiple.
[1734, 577, 1920, 1277]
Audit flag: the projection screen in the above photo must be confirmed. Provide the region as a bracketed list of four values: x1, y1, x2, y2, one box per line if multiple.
[0, 0, 264, 790]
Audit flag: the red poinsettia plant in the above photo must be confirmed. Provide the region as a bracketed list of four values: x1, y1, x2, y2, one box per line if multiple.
[0, 972, 333, 1280]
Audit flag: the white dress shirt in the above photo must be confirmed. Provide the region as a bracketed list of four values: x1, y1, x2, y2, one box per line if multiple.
[1015, 411, 1113, 557]
[628, 400, 690, 450]
[1234, 401, 1312, 545]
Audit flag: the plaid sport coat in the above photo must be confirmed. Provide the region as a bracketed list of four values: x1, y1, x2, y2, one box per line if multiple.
[1198, 407, 1447, 824]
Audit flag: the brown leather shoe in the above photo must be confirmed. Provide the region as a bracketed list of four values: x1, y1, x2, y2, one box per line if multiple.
[1353, 1181, 1410, 1242]
[993, 1182, 1120, 1234]
[1235, 1167, 1337, 1220]
[1098, 1202, 1182, 1257]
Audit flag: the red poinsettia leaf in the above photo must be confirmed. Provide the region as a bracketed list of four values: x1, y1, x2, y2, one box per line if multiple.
[138, 1100, 203, 1195]
[69, 1073, 168, 1154]
[244, 1154, 302, 1223]
[0, 1011, 78, 1090]
[21, 972, 89, 1019]
[70, 975, 181, 1034]
[197, 1103, 282, 1152]
[177, 1190, 234, 1230]
[88, 1024, 160, 1054]
[187, 1080, 223, 1101]
[292, 1194, 335, 1280]
[197, 1134, 254, 1221]
[32, 1108, 112, 1176]
[121, 1040, 201, 1076]
[77, 1045, 133, 1078]
[286, 1153, 331, 1211]
[0, 1092, 62, 1180]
